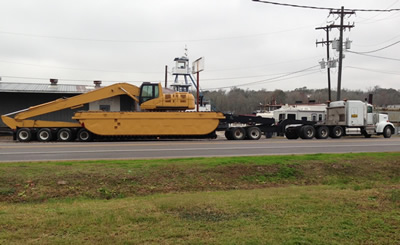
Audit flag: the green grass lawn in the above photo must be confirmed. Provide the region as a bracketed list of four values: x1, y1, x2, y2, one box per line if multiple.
[0, 153, 399, 244]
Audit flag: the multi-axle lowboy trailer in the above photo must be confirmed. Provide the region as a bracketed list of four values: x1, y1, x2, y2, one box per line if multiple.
[1, 82, 394, 143]
[217, 114, 319, 140]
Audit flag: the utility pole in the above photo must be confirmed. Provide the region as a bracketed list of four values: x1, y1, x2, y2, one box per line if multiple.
[316, 6, 355, 101]
[164, 65, 168, 88]
[316, 26, 333, 101]
[329, 6, 355, 100]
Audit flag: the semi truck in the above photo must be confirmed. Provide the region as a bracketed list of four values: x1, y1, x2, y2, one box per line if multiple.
[283, 100, 395, 139]
[0, 82, 395, 142]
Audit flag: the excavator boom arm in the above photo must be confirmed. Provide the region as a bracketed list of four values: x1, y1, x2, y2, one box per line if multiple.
[13, 83, 140, 120]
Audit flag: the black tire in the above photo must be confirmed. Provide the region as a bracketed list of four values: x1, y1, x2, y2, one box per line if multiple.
[16, 128, 32, 142]
[330, 126, 344, 139]
[316, 126, 329, 139]
[37, 128, 52, 142]
[383, 126, 392, 138]
[57, 128, 74, 142]
[230, 127, 246, 140]
[225, 129, 233, 140]
[362, 131, 372, 138]
[77, 128, 93, 142]
[246, 127, 262, 140]
[285, 127, 299, 140]
[265, 132, 273, 138]
[300, 125, 316, 139]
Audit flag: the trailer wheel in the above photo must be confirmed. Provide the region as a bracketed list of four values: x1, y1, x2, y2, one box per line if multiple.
[330, 126, 343, 138]
[285, 127, 299, 140]
[77, 129, 93, 142]
[16, 128, 32, 142]
[383, 126, 393, 138]
[300, 125, 315, 139]
[224, 130, 233, 140]
[231, 127, 246, 140]
[246, 127, 262, 140]
[57, 128, 74, 142]
[37, 128, 52, 142]
[316, 126, 329, 139]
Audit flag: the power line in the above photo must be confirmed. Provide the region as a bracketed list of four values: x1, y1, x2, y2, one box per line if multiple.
[351, 40, 400, 54]
[0, 60, 163, 74]
[346, 66, 400, 76]
[347, 51, 400, 61]
[0, 56, 321, 79]
[204, 65, 320, 90]
[206, 55, 321, 73]
[357, 0, 400, 23]
[231, 65, 319, 87]
[0, 65, 319, 86]
[357, 11, 400, 24]
[0, 25, 311, 44]
[353, 32, 400, 47]
[205, 70, 320, 90]
[252, 0, 335, 11]
[252, 0, 400, 12]
[202, 71, 302, 81]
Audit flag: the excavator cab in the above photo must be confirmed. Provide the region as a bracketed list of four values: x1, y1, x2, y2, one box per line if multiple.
[139, 83, 159, 105]
[139, 83, 196, 110]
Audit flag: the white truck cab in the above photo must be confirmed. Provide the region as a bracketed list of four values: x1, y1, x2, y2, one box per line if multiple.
[284, 100, 395, 140]
[326, 100, 394, 138]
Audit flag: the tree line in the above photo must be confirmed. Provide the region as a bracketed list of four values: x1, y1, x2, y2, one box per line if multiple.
[202, 86, 400, 114]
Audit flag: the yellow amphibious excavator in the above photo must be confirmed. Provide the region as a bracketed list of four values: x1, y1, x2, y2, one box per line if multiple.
[1, 82, 225, 142]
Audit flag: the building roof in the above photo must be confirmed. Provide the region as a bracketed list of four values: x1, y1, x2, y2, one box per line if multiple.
[0, 82, 95, 94]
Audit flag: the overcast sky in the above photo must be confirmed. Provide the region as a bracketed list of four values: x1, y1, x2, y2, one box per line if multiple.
[0, 0, 399, 92]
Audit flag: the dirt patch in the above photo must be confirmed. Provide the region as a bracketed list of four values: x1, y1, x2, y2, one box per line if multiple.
[0, 156, 399, 203]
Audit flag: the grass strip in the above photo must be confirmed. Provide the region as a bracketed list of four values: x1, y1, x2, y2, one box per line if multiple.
[0, 152, 399, 203]
[0, 186, 399, 244]
[0, 152, 399, 243]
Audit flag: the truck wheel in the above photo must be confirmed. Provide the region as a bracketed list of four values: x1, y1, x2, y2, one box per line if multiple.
[57, 128, 74, 142]
[16, 128, 32, 142]
[300, 125, 315, 139]
[37, 128, 52, 142]
[383, 126, 392, 138]
[246, 127, 261, 140]
[316, 126, 329, 139]
[362, 131, 371, 138]
[77, 129, 93, 142]
[231, 127, 246, 140]
[330, 126, 343, 138]
[225, 130, 233, 140]
[265, 132, 273, 138]
[285, 127, 299, 140]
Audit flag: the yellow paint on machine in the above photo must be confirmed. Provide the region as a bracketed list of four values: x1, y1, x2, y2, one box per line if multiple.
[1, 116, 81, 130]
[73, 111, 225, 136]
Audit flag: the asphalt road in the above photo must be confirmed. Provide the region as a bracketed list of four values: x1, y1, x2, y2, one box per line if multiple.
[0, 136, 399, 162]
